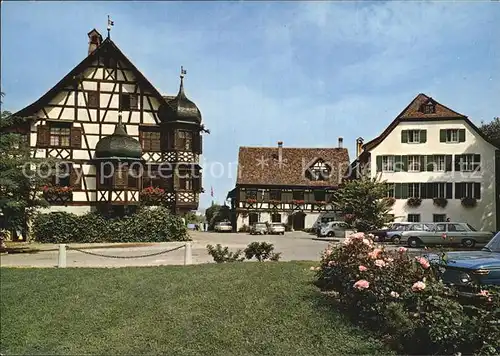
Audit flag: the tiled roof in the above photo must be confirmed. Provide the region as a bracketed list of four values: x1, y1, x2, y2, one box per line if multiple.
[397, 93, 466, 119]
[236, 145, 350, 187]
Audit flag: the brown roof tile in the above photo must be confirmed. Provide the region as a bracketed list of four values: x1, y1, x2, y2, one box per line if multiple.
[236, 145, 350, 187]
[398, 93, 466, 119]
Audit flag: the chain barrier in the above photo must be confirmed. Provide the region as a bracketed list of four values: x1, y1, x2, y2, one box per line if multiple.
[67, 244, 186, 259]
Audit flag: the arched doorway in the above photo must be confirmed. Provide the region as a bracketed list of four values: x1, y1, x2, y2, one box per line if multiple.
[289, 211, 306, 231]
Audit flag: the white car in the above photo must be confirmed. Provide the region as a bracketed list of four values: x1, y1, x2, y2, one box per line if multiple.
[318, 221, 350, 238]
[268, 223, 285, 235]
[214, 221, 232, 232]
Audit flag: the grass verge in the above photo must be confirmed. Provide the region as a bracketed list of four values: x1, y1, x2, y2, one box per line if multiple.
[1, 262, 390, 355]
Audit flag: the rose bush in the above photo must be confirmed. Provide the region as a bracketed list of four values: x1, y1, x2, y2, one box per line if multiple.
[314, 232, 499, 355]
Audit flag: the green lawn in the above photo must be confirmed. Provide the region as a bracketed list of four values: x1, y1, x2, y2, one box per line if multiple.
[1, 262, 389, 355]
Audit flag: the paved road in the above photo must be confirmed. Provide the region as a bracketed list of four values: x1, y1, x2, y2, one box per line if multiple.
[0, 231, 429, 268]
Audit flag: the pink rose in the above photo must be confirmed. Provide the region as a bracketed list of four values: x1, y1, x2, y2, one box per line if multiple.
[478, 290, 490, 297]
[385, 257, 394, 263]
[353, 279, 370, 290]
[374, 259, 386, 268]
[358, 265, 368, 272]
[362, 238, 373, 246]
[350, 232, 365, 240]
[398, 247, 407, 253]
[368, 248, 382, 259]
[309, 266, 316, 271]
[390, 291, 400, 298]
[328, 260, 336, 267]
[412, 281, 426, 292]
[416, 257, 430, 269]
[324, 249, 332, 256]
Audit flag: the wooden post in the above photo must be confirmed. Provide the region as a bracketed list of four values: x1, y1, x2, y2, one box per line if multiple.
[58, 244, 67, 268]
[184, 242, 192, 265]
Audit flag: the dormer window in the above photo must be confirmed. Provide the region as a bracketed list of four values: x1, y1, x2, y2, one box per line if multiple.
[306, 159, 331, 181]
[422, 102, 435, 114]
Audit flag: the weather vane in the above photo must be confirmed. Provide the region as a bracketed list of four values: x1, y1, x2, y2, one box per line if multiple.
[180, 66, 187, 78]
[107, 15, 114, 38]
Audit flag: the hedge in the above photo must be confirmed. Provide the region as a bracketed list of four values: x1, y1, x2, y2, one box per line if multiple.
[32, 207, 190, 243]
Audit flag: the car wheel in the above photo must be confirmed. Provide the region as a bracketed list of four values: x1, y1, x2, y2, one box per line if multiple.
[407, 237, 421, 248]
[462, 238, 476, 248]
[392, 235, 401, 244]
[281, 232, 285, 235]
[327, 231, 335, 237]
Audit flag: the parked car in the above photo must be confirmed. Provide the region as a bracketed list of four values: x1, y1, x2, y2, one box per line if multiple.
[426, 231, 500, 291]
[214, 221, 232, 232]
[368, 222, 413, 243]
[400, 222, 494, 248]
[250, 222, 268, 235]
[268, 223, 285, 235]
[317, 221, 350, 238]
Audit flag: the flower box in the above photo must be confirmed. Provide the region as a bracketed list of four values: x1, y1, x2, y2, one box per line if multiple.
[461, 197, 477, 208]
[246, 198, 257, 203]
[433, 197, 448, 208]
[42, 185, 73, 203]
[406, 197, 422, 207]
[268, 199, 281, 205]
[315, 200, 327, 205]
[291, 200, 305, 204]
[140, 186, 166, 205]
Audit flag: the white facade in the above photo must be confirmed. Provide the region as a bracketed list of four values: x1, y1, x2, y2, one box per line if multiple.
[366, 120, 497, 231]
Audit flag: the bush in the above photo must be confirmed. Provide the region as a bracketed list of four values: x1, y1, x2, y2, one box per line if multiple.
[206, 244, 245, 263]
[314, 232, 499, 355]
[32, 207, 190, 243]
[238, 224, 250, 233]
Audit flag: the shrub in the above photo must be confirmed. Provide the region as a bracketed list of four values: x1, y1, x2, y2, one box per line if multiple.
[433, 197, 448, 208]
[206, 244, 245, 263]
[314, 232, 499, 355]
[244, 242, 281, 261]
[406, 197, 422, 207]
[238, 224, 250, 233]
[32, 207, 190, 243]
[461, 197, 478, 208]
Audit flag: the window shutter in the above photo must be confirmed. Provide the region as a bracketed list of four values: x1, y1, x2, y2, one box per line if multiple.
[420, 130, 427, 143]
[474, 154, 481, 171]
[454, 155, 462, 171]
[192, 173, 201, 192]
[426, 155, 434, 171]
[70, 127, 82, 148]
[401, 155, 408, 172]
[36, 125, 50, 147]
[440, 129, 446, 143]
[394, 156, 401, 172]
[458, 129, 466, 142]
[446, 183, 453, 199]
[192, 132, 203, 154]
[419, 155, 425, 172]
[376, 156, 382, 172]
[69, 166, 81, 190]
[420, 183, 428, 199]
[401, 183, 409, 199]
[455, 183, 463, 199]
[427, 183, 435, 199]
[394, 183, 402, 199]
[474, 183, 481, 199]
[401, 130, 408, 143]
[445, 155, 453, 172]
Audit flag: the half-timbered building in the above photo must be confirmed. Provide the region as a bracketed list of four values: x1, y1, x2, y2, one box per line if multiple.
[226, 140, 349, 231]
[10, 28, 207, 216]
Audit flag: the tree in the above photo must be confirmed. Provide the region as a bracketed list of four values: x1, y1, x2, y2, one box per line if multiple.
[204, 204, 231, 230]
[479, 117, 500, 146]
[0, 100, 53, 239]
[333, 178, 393, 232]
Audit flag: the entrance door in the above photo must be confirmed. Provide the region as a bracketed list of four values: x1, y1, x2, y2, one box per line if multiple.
[292, 212, 306, 231]
[249, 213, 258, 225]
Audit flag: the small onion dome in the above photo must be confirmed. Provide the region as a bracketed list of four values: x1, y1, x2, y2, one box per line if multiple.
[94, 118, 142, 160]
[159, 72, 201, 124]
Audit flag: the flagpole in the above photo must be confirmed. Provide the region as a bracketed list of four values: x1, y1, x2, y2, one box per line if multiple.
[107, 15, 111, 38]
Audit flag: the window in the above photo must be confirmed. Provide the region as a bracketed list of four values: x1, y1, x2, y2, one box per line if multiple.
[307, 159, 331, 181]
[53, 163, 71, 186]
[433, 214, 446, 223]
[271, 213, 281, 223]
[49, 124, 71, 147]
[87, 91, 99, 109]
[292, 190, 304, 201]
[408, 183, 420, 198]
[408, 214, 420, 223]
[120, 94, 139, 111]
[249, 213, 259, 225]
[99, 163, 113, 189]
[143, 169, 165, 188]
[447, 129, 459, 143]
[382, 156, 394, 172]
[435, 155, 445, 172]
[457, 154, 480, 172]
[128, 166, 140, 189]
[386, 183, 395, 198]
[177, 130, 193, 151]
[245, 189, 257, 200]
[269, 189, 281, 201]
[422, 103, 435, 114]
[448, 223, 466, 232]
[179, 173, 193, 190]
[435, 183, 446, 198]
[140, 129, 161, 151]
[408, 130, 421, 143]
[314, 190, 326, 202]
[408, 155, 420, 172]
[436, 223, 446, 232]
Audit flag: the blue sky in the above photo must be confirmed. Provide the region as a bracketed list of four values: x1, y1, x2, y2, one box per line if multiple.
[1, 1, 499, 210]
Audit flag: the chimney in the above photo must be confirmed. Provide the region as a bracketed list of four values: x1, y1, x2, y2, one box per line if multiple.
[338, 137, 343, 148]
[277, 141, 283, 163]
[356, 137, 364, 157]
[88, 29, 103, 55]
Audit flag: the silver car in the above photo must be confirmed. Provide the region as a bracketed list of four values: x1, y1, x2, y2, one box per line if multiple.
[268, 223, 285, 235]
[317, 221, 350, 238]
[250, 222, 268, 235]
[400, 222, 494, 248]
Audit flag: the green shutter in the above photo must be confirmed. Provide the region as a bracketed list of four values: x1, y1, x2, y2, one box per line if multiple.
[474, 154, 481, 171]
[376, 156, 382, 172]
[401, 183, 409, 199]
[440, 129, 447, 142]
[458, 129, 466, 142]
[419, 155, 426, 172]
[401, 155, 408, 172]
[401, 130, 408, 143]
[394, 183, 402, 199]
[474, 183, 481, 199]
[421, 183, 428, 199]
[455, 183, 463, 199]
[454, 155, 462, 171]
[394, 156, 401, 172]
[445, 155, 453, 172]
[420, 130, 427, 143]
[427, 183, 435, 199]
[426, 155, 434, 171]
[446, 183, 453, 199]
